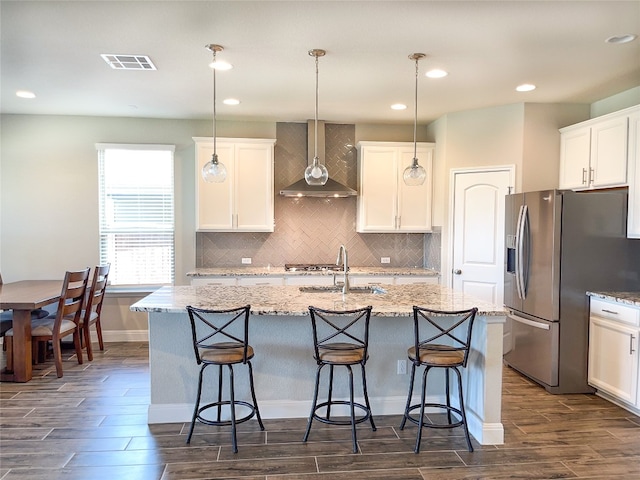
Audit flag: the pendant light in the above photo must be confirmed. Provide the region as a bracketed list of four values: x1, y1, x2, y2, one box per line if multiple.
[403, 53, 427, 186]
[304, 49, 329, 186]
[201, 44, 228, 183]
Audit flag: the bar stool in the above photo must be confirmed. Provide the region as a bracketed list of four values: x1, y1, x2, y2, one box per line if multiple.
[185, 305, 264, 453]
[303, 305, 376, 453]
[400, 306, 478, 453]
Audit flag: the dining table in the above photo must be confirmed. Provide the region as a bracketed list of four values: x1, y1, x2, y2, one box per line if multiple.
[0, 280, 62, 382]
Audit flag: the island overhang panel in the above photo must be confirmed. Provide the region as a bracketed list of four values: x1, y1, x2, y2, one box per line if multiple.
[131, 284, 506, 445]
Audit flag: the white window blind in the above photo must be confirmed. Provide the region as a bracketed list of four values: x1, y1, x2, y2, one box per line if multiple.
[97, 144, 175, 286]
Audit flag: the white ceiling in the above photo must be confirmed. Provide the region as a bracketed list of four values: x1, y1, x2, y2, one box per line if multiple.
[1, 1, 639, 125]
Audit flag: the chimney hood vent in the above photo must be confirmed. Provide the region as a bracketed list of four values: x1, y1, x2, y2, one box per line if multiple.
[279, 121, 357, 198]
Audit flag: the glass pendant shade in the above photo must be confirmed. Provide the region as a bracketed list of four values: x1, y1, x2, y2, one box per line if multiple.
[304, 156, 329, 185]
[202, 153, 227, 183]
[403, 159, 427, 186]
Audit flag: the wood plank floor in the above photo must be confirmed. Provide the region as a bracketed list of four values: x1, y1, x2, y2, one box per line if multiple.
[1, 342, 640, 479]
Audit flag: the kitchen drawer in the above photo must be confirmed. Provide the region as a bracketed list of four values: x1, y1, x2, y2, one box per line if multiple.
[191, 277, 236, 286]
[590, 298, 639, 326]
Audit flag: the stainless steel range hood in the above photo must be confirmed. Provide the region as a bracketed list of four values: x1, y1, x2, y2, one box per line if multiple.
[279, 121, 357, 198]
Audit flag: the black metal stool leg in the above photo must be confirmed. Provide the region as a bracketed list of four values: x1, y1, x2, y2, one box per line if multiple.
[326, 364, 334, 420]
[360, 363, 376, 431]
[347, 365, 358, 453]
[247, 360, 264, 430]
[400, 362, 417, 430]
[415, 366, 430, 453]
[228, 364, 238, 454]
[303, 364, 323, 442]
[187, 364, 206, 444]
[217, 364, 223, 422]
[445, 367, 452, 424]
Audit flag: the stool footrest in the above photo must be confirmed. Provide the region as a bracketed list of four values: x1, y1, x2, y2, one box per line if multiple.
[312, 400, 373, 427]
[196, 400, 258, 427]
[404, 403, 464, 429]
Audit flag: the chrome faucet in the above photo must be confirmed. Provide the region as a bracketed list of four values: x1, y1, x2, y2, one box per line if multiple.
[336, 244, 349, 294]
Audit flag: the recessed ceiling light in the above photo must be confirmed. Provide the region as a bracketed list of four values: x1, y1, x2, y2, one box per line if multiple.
[391, 103, 407, 110]
[605, 34, 638, 44]
[16, 90, 36, 99]
[223, 98, 240, 105]
[516, 84, 536, 92]
[426, 69, 448, 78]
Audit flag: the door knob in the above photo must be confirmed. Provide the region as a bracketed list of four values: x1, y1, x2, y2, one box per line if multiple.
[453, 269, 462, 275]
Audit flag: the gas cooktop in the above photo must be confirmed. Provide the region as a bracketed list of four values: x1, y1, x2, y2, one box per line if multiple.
[284, 263, 343, 272]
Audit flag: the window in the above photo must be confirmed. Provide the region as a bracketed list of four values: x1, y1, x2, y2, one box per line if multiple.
[96, 144, 175, 286]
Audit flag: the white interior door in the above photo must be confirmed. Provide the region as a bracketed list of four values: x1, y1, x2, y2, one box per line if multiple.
[451, 169, 513, 305]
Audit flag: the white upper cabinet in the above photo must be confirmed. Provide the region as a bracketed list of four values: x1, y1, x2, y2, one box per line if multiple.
[627, 109, 640, 239]
[357, 141, 434, 233]
[195, 137, 276, 232]
[559, 107, 636, 190]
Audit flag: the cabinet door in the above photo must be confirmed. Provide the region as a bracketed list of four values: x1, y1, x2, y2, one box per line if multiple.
[190, 277, 237, 286]
[234, 143, 274, 232]
[237, 276, 284, 286]
[357, 146, 399, 232]
[588, 316, 638, 404]
[397, 146, 433, 232]
[591, 115, 628, 188]
[627, 110, 640, 238]
[559, 127, 591, 190]
[196, 143, 235, 230]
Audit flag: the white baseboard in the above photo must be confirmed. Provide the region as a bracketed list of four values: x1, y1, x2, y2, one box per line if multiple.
[93, 330, 149, 343]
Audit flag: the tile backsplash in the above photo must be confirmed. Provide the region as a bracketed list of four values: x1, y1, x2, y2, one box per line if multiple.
[196, 122, 440, 270]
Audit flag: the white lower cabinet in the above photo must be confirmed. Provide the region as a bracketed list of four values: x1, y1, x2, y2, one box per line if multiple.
[627, 109, 640, 238]
[237, 277, 284, 286]
[284, 276, 335, 286]
[394, 275, 439, 285]
[190, 277, 237, 286]
[588, 298, 640, 409]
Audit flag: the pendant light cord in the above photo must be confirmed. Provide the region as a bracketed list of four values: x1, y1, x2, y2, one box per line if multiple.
[212, 50, 217, 159]
[413, 56, 418, 163]
[314, 53, 319, 162]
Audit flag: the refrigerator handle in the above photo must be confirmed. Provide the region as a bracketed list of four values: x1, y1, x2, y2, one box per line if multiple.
[509, 312, 551, 330]
[515, 204, 528, 300]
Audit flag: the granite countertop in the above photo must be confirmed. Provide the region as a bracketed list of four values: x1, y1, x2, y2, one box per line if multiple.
[587, 291, 640, 307]
[131, 284, 505, 317]
[187, 266, 439, 277]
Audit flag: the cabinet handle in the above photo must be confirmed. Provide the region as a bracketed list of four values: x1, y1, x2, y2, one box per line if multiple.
[589, 168, 594, 185]
[631, 334, 636, 355]
[582, 168, 587, 185]
[602, 309, 619, 315]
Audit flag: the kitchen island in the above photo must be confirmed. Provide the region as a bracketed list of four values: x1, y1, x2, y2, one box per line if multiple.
[131, 283, 506, 444]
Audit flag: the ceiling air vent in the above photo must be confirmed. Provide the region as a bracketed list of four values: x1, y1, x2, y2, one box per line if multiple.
[100, 54, 157, 70]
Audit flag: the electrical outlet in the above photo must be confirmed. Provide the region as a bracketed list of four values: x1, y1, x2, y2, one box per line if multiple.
[397, 359, 407, 375]
[381, 257, 391, 264]
[241, 257, 252, 265]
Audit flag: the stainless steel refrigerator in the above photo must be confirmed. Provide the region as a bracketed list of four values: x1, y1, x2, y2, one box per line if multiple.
[503, 188, 640, 394]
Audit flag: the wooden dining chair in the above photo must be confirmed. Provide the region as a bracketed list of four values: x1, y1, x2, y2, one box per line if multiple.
[80, 264, 110, 361]
[5, 268, 91, 378]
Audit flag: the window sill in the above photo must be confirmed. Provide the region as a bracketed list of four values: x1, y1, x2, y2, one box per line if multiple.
[106, 285, 165, 297]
